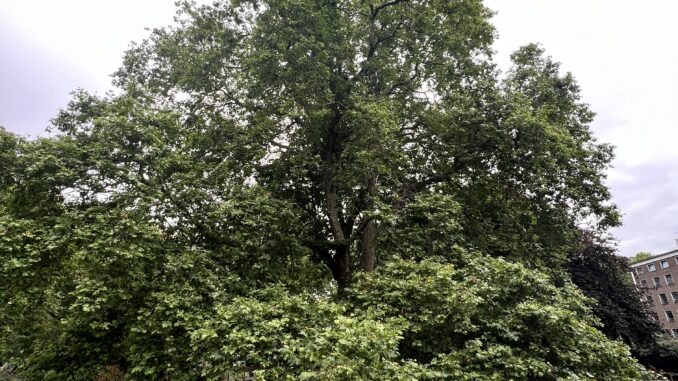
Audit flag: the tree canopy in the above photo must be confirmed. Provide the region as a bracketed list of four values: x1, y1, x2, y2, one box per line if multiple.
[630, 251, 653, 264]
[0, 1, 658, 379]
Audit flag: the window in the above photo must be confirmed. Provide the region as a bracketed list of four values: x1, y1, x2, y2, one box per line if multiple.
[672, 291, 678, 303]
[641, 280, 648, 287]
[648, 263, 657, 272]
[673, 329, 678, 339]
[646, 295, 654, 303]
[666, 310, 675, 322]
[661, 260, 670, 269]
[654, 277, 662, 287]
[660, 294, 669, 304]
[651, 312, 660, 321]
[636, 266, 644, 275]
[666, 274, 675, 286]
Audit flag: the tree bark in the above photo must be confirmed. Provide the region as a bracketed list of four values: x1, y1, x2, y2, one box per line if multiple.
[360, 219, 377, 272]
[334, 246, 351, 296]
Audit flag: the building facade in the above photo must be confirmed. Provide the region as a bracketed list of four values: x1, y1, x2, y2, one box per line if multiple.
[630, 248, 678, 338]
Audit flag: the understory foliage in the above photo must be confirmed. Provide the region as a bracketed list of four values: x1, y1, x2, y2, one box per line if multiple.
[0, 0, 659, 379]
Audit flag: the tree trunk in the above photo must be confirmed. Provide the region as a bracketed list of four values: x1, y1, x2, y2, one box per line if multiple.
[360, 219, 377, 272]
[334, 246, 351, 296]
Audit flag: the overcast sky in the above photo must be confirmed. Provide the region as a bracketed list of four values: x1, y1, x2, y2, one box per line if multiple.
[1, 1, 677, 257]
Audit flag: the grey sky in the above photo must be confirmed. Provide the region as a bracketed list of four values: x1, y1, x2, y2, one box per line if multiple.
[1, 1, 677, 256]
[485, 0, 678, 257]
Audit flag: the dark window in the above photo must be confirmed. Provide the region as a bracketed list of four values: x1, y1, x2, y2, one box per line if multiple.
[641, 280, 648, 287]
[660, 294, 669, 304]
[647, 295, 654, 303]
[672, 291, 678, 303]
[654, 277, 662, 287]
[666, 274, 674, 286]
[666, 310, 675, 322]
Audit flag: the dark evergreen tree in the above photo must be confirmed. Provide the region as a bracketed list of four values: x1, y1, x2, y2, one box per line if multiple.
[568, 237, 661, 349]
[568, 236, 678, 373]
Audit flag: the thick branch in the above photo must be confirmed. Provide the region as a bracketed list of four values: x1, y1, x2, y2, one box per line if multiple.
[324, 175, 345, 242]
[359, 172, 379, 271]
[371, 0, 408, 20]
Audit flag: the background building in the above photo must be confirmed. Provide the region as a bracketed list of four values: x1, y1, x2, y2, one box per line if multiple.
[630, 245, 678, 338]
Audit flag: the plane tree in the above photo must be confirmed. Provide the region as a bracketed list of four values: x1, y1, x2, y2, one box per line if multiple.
[0, 1, 655, 379]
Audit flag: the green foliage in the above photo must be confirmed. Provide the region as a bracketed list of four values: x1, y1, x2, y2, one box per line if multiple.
[350, 257, 652, 380]
[189, 288, 423, 380]
[637, 335, 678, 373]
[0, 1, 661, 379]
[568, 239, 661, 352]
[630, 251, 653, 264]
[0, 127, 20, 193]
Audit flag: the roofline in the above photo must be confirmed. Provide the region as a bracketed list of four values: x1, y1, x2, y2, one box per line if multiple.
[629, 249, 678, 267]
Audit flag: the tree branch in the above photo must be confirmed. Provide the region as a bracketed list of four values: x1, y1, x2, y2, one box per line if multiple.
[347, 216, 373, 245]
[371, 0, 408, 20]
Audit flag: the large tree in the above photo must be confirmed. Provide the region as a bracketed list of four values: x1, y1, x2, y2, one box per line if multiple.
[0, 1, 655, 379]
[107, 0, 615, 288]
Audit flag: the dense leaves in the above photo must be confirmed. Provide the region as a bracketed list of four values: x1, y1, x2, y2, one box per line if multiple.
[568, 238, 678, 372]
[630, 251, 653, 264]
[568, 238, 660, 351]
[0, 0, 661, 379]
[637, 335, 678, 373]
[351, 257, 651, 380]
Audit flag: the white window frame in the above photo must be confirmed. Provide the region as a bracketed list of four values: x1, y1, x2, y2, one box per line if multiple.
[636, 266, 644, 274]
[648, 263, 657, 272]
[665, 310, 675, 322]
[672, 291, 678, 303]
[666, 274, 674, 286]
[661, 259, 670, 269]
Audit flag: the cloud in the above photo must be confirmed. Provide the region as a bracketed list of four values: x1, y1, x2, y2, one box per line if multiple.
[0, 0, 182, 136]
[608, 159, 678, 256]
[0, 23, 94, 136]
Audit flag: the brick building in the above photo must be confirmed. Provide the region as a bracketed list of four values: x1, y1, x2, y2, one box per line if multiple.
[630, 246, 678, 338]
